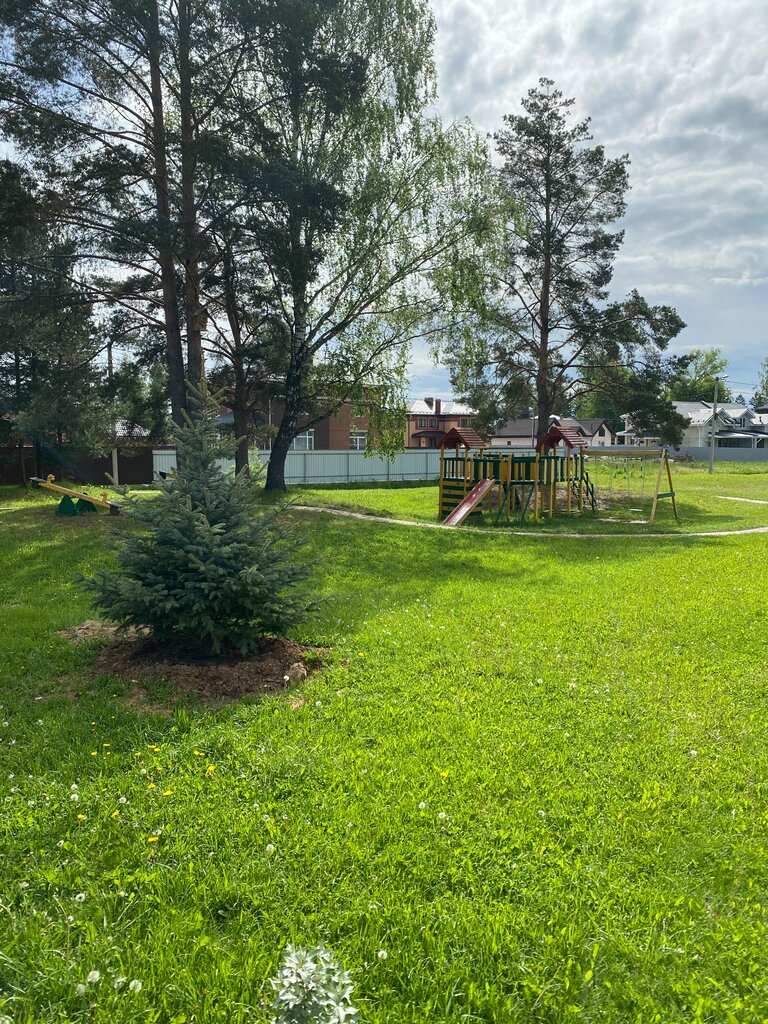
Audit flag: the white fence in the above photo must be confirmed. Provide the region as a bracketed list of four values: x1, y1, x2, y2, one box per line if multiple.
[672, 446, 768, 463]
[153, 448, 441, 485]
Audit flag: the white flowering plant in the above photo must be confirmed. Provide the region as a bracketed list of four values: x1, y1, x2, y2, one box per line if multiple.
[269, 944, 359, 1024]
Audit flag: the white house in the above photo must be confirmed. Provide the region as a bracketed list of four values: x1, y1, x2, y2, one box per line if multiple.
[620, 402, 768, 448]
[490, 415, 616, 448]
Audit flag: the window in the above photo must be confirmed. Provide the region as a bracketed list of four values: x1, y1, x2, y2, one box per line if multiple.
[289, 430, 314, 451]
[417, 417, 426, 428]
[429, 417, 436, 427]
[349, 431, 367, 451]
[460, 418, 468, 427]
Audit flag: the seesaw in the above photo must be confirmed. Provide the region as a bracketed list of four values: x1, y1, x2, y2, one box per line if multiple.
[30, 475, 121, 516]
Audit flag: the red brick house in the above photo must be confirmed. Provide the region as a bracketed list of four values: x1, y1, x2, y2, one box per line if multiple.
[405, 397, 478, 448]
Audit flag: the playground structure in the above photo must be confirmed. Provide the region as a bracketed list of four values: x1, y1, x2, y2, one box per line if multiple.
[438, 426, 677, 527]
[31, 475, 122, 516]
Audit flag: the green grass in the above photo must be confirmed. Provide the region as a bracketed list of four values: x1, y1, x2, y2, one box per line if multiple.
[1, 479, 768, 1022]
[294, 460, 768, 534]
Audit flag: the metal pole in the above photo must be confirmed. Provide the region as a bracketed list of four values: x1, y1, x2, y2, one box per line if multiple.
[709, 376, 721, 475]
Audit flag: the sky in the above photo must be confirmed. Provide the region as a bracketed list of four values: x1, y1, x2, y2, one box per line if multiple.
[410, 0, 768, 402]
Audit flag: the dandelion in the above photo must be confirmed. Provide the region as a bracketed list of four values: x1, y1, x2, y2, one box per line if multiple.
[74, 893, 86, 902]
[20, 881, 29, 890]
[114, 976, 127, 989]
[7, 773, 13, 780]
[418, 801, 427, 810]
[118, 796, 127, 805]
[139, 768, 147, 775]
[147, 783, 156, 790]
[27, 800, 35, 807]
[537, 809, 546, 817]
[90, 751, 98, 757]
[147, 836, 158, 843]
[266, 843, 275, 854]
[36, 719, 43, 726]
[377, 950, 388, 960]
[77, 814, 86, 821]
[71, 784, 78, 791]
[70, 793, 80, 802]
[438, 811, 447, 820]
[193, 750, 204, 757]
[76, 983, 87, 996]
[111, 810, 120, 819]
[205, 765, 216, 775]
[87, 970, 100, 984]
[689, 749, 698, 756]
[66, 915, 74, 923]
[162, 790, 173, 797]
[128, 980, 142, 993]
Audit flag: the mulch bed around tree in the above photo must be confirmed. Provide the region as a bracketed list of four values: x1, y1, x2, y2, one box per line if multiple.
[67, 622, 316, 704]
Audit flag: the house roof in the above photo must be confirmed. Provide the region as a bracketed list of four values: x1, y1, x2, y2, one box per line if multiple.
[409, 399, 476, 416]
[493, 418, 537, 437]
[439, 426, 486, 449]
[577, 418, 613, 436]
[537, 425, 589, 450]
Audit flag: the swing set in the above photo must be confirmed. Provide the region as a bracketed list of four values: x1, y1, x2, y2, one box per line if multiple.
[584, 448, 679, 525]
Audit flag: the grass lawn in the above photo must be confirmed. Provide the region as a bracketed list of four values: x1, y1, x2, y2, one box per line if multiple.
[294, 459, 768, 534]
[1, 470, 768, 1022]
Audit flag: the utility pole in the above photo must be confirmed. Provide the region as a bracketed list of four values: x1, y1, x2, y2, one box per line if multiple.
[708, 375, 727, 475]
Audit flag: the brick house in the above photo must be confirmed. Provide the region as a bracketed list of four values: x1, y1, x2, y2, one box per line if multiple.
[406, 397, 478, 448]
[221, 401, 370, 451]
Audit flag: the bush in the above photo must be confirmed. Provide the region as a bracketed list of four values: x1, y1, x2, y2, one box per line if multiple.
[86, 386, 313, 655]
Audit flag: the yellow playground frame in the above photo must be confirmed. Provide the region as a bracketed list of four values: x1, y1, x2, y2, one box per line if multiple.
[438, 441, 678, 527]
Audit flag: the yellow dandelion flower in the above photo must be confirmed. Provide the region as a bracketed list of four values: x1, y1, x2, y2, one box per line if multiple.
[90, 751, 98, 757]
[77, 814, 86, 820]
[205, 765, 216, 775]
[162, 790, 172, 797]
[440, 770, 448, 779]
[147, 836, 158, 843]
[102, 743, 110, 748]
[147, 783, 156, 790]
[193, 750, 204, 757]
[111, 810, 120, 819]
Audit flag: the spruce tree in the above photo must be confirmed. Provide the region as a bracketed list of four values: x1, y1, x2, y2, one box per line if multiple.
[86, 386, 312, 656]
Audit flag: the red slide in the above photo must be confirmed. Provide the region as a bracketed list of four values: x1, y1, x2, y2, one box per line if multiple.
[443, 479, 497, 527]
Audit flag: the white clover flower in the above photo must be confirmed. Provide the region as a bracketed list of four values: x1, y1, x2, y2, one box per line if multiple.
[377, 949, 388, 960]
[10, 786, 18, 794]
[128, 979, 142, 993]
[74, 893, 86, 903]
[36, 719, 43, 726]
[19, 881, 29, 890]
[7, 773, 13, 780]
[118, 796, 127, 804]
[438, 811, 447, 820]
[689, 749, 698, 756]
[87, 970, 100, 984]
[113, 976, 127, 989]
[27, 800, 35, 807]
[418, 801, 426, 810]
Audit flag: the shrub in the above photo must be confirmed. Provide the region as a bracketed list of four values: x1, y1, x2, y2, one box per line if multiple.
[269, 945, 359, 1024]
[86, 385, 312, 655]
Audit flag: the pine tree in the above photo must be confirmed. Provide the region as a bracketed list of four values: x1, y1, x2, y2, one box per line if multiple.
[86, 386, 312, 656]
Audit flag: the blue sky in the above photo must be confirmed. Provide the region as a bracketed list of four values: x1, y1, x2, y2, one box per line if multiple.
[411, 0, 768, 402]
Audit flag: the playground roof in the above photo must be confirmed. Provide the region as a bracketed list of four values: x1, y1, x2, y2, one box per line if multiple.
[439, 426, 486, 449]
[537, 424, 589, 450]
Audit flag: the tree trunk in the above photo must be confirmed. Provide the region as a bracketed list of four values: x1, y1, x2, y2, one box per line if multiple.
[265, 342, 305, 493]
[178, 0, 204, 394]
[232, 394, 251, 477]
[147, 0, 186, 427]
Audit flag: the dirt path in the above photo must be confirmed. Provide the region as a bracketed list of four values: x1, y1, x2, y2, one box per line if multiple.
[292, 505, 768, 540]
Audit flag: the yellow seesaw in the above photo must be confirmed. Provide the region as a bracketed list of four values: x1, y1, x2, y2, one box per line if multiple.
[31, 475, 121, 516]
